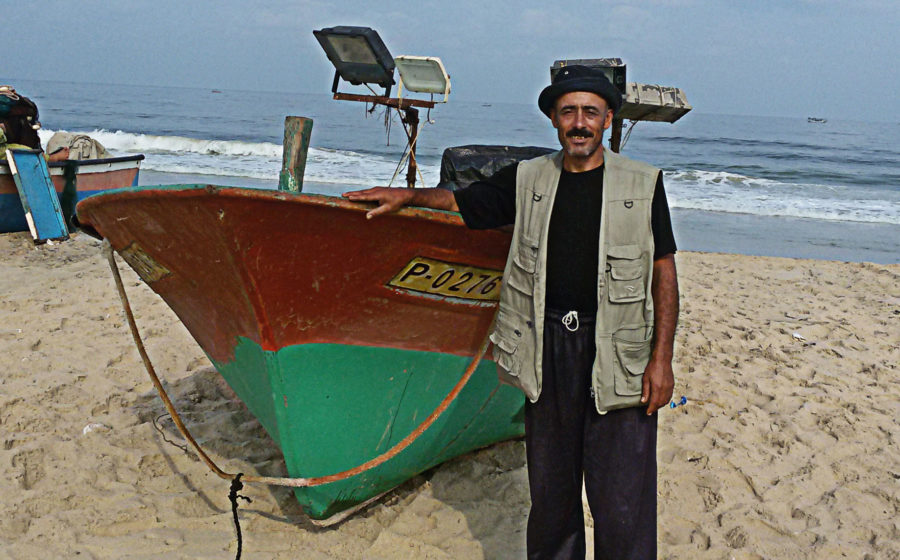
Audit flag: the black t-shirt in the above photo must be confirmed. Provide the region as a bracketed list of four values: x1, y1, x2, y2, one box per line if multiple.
[454, 162, 677, 312]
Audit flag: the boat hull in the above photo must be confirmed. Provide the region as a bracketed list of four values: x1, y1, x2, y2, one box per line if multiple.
[216, 339, 524, 519]
[76, 185, 524, 520]
[0, 155, 143, 233]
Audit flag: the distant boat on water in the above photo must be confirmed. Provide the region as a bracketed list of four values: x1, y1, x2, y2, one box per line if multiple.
[808, 117, 827, 123]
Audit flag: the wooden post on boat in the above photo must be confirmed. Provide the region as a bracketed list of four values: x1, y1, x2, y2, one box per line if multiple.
[280, 116, 314, 192]
[403, 107, 419, 188]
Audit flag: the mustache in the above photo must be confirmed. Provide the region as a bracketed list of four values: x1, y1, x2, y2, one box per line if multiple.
[565, 128, 594, 138]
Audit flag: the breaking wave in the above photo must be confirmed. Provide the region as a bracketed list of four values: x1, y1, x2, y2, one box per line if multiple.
[664, 169, 900, 225]
[36, 128, 898, 225]
[38, 128, 441, 188]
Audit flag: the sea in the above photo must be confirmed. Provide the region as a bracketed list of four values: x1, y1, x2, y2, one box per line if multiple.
[9, 78, 900, 264]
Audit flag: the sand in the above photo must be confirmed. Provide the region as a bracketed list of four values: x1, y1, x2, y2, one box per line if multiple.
[1, 231, 897, 559]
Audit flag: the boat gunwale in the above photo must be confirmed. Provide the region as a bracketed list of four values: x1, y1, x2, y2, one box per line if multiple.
[0, 154, 145, 173]
[76, 183, 469, 227]
[47, 154, 146, 167]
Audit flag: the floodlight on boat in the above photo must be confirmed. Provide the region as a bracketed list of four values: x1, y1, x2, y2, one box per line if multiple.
[313, 26, 395, 96]
[618, 83, 691, 123]
[313, 26, 452, 188]
[394, 56, 451, 102]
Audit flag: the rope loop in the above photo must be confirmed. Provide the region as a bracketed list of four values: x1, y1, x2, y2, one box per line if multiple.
[562, 310, 580, 332]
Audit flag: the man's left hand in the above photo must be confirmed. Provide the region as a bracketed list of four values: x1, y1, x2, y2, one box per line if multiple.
[641, 357, 674, 415]
[643, 253, 678, 415]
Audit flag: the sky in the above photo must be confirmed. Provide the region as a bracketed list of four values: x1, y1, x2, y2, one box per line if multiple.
[4, 0, 899, 121]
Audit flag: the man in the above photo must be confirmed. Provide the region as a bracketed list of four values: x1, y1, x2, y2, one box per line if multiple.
[344, 65, 678, 559]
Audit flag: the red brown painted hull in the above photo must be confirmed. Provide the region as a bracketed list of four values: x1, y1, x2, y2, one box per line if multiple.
[76, 185, 513, 363]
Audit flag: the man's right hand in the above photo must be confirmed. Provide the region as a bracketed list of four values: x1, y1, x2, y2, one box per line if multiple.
[342, 187, 415, 219]
[342, 187, 459, 219]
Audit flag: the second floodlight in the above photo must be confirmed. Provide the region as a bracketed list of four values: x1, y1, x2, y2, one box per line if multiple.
[394, 56, 451, 102]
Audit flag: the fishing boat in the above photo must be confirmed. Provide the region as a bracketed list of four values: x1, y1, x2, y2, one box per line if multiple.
[76, 181, 524, 521]
[0, 154, 143, 233]
[75, 27, 533, 521]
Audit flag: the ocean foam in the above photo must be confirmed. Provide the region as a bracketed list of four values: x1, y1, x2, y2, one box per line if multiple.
[664, 169, 899, 225]
[39, 128, 442, 188]
[36, 129, 897, 225]
[41, 128, 283, 157]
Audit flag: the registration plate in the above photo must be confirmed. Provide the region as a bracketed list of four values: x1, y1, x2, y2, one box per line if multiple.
[118, 242, 172, 284]
[388, 257, 504, 302]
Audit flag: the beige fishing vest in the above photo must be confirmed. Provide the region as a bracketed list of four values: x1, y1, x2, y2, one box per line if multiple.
[489, 149, 658, 414]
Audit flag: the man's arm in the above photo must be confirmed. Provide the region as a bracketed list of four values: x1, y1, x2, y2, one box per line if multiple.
[342, 187, 458, 219]
[641, 253, 679, 415]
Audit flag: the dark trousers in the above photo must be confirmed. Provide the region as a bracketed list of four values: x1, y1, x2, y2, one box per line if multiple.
[525, 309, 657, 560]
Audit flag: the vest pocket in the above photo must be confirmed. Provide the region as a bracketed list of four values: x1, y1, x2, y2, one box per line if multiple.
[608, 264, 645, 303]
[606, 245, 646, 304]
[490, 313, 522, 376]
[514, 239, 538, 273]
[508, 240, 537, 295]
[507, 260, 535, 296]
[612, 329, 652, 396]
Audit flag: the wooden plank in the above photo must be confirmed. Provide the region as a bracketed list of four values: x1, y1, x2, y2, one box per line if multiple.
[279, 117, 314, 192]
[332, 92, 436, 109]
[6, 148, 69, 242]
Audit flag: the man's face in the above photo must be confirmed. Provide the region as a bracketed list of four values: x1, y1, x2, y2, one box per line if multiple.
[550, 91, 613, 162]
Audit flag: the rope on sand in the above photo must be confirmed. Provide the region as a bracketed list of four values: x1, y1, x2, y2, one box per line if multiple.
[228, 474, 251, 560]
[102, 239, 494, 514]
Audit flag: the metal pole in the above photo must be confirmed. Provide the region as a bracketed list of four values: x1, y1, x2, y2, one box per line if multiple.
[279, 116, 314, 192]
[404, 107, 419, 188]
[609, 117, 623, 153]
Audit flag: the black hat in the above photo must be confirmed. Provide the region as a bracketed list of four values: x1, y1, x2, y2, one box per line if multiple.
[538, 65, 622, 117]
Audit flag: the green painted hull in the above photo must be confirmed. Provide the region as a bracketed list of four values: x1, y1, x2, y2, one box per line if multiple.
[213, 338, 525, 520]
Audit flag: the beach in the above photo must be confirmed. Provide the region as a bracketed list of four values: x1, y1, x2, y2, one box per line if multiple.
[1, 230, 897, 559]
